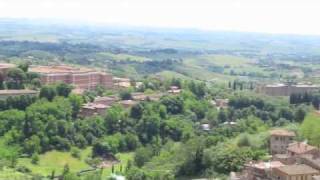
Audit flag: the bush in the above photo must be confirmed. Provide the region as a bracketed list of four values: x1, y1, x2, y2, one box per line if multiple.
[16, 165, 31, 173]
[31, 153, 39, 164]
[71, 147, 81, 159]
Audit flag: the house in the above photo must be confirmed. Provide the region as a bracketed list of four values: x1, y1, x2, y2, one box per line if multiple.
[273, 141, 318, 165]
[287, 142, 318, 157]
[79, 103, 110, 117]
[223, 121, 237, 126]
[168, 86, 181, 94]
[269, 129, 295, 155]
[113, 77, 131, 89]
[131, 92, 147, 101]
[214, 98, 229, 109]
[273, 164, 319, 180]
[200, 123, 211, 131]
[131, 92, 163, 102]
[244, 161, 284, 180]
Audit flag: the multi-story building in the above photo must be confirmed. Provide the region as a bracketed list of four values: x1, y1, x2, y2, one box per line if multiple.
[257, 83, 320, 96]
[269, 129, 295, 155]
[29, 65, 113, 90]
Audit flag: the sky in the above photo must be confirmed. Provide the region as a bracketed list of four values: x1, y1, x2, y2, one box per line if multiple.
[0, 0, 320, 35]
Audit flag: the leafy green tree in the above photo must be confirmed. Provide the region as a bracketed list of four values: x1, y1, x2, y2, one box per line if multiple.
[134, 146, 154, 167]
[104, 105, 128, 134]
[68, 94, 84, 118]
[137, 115, 161, 143]
[294, 105, 307, 123]
[130, 103, 144, 119]
[161, 96, 184, 114]
[0, 109, 25, 136]
[56, 83, 73, 97]
[126, 167, 147, 180]
[24, 135, 41, 154]
[6, 68, 26, 89]
[119, 90, 132, 100]
[92, 141, 112, 157]
[18, 62, 29, 72]
[40, 85, 57, 101]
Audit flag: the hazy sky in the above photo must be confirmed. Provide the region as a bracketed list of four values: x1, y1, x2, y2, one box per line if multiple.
[0, 0, 320, 35]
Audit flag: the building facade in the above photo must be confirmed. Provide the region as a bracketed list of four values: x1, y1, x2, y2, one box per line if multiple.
[269, 129, 295, 155]
[257, 83, 320, 96]
[29, 65, 113, 90]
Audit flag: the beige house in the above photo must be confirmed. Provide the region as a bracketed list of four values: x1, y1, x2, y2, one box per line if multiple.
[273, 164, 319, 180]
[269, 129, 295, 155]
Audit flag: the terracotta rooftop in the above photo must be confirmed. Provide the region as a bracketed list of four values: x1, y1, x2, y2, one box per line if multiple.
[270, 129, 296, 137]
[275, 164, 319, 175]
[287, 142, 317, 154]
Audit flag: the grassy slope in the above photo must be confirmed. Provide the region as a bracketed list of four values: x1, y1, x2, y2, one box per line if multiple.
[0, 168, 31, 180]
[16, 147, 134, 177]
[18, 148, 92, 176]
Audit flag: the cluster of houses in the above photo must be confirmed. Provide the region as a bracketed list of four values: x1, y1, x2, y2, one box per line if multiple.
[79, 87, 179, 118]
[233, 129, 320, 180]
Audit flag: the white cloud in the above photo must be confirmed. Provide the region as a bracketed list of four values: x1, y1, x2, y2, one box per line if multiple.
[0, 0, 320, 35]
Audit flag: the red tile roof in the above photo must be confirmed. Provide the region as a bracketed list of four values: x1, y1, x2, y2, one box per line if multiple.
[287, 142, 317, 154]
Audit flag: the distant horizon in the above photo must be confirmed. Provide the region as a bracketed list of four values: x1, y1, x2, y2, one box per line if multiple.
[1, 0, 320, 36]
[2, 17, 320, 38]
